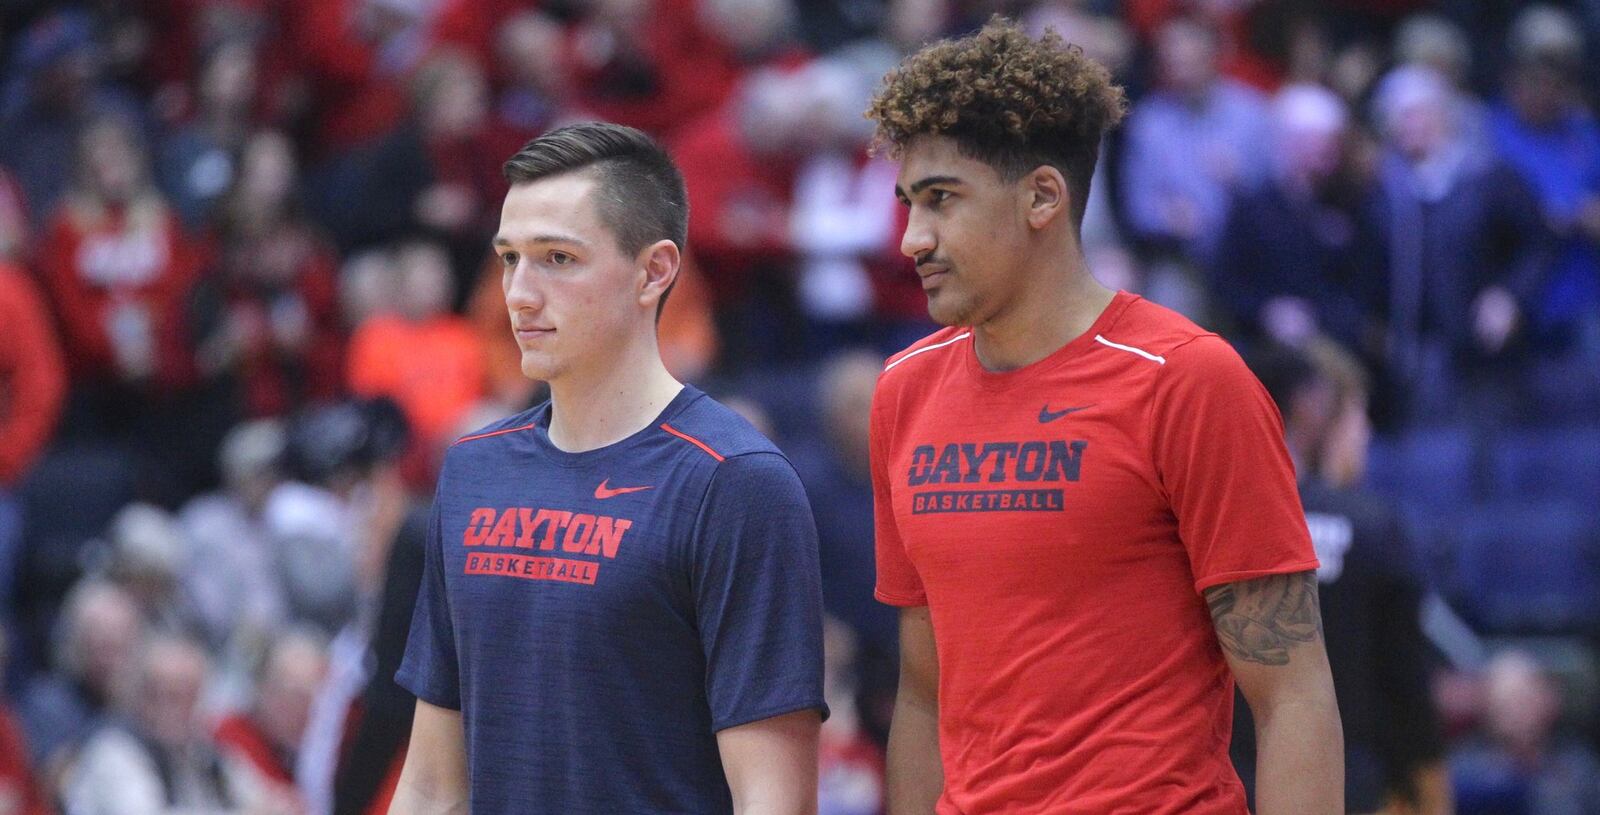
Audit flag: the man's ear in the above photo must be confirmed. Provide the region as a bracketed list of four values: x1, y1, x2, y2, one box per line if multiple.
[638, 239, 681, 309]
[1023, 165, 1070, 230]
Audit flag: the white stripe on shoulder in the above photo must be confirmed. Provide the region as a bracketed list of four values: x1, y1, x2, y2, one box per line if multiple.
[1094, 334, 1166, 365]
[884, 332, 972, 372]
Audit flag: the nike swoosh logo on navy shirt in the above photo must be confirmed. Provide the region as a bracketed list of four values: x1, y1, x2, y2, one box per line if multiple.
[595, 479, 654, 499]
[1038, 403, 1095, 423]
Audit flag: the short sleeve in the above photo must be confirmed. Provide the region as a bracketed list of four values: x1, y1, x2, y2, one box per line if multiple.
[395, 496, 462, 709]
[871, 380, 926, 606]
[691, 452, 827, 731]
[1150, 336, 1319, 593]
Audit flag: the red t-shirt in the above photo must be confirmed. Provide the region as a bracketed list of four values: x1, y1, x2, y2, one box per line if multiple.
[871, 291, 1317, 814]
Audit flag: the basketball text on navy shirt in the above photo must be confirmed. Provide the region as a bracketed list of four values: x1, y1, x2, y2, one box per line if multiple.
[396, 386, 827, 814]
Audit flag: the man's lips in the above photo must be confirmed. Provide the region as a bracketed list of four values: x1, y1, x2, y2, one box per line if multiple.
[918, 265, 949, 288]
[514, 327, 555, 340]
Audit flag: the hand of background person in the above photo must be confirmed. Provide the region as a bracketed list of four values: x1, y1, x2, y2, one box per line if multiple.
[1472, 286, 1519, 355]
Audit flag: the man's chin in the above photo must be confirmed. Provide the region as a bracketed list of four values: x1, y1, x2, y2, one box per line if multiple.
[520, 354, 562, 383]
[925, 292, 972, 328]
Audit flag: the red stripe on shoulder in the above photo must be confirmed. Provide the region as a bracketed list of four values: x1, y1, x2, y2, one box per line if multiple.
[659, 423, 725, 462]
[452, 423, 536, 446]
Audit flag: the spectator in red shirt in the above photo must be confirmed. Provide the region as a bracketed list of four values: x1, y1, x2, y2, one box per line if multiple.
[37, 115, 203, 398]
[672, 67, 818, 304]
[282, 0, 423, 159]
[0, 262, 67, 655]
[196, 130, 343, 419]
[565, 0, 743, 137]
[0, 263, 66, 492]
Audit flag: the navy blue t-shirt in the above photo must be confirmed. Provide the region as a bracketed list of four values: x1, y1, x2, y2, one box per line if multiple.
[396, 386, 826, 814]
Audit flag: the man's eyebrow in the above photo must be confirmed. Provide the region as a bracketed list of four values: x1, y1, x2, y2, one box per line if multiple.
[907, 175, 962, 195]
[492, 233, 590, 248]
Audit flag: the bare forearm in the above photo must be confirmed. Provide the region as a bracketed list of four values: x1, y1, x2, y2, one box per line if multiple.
[1208, 572, 1343, 815]
[387, 783, 468, 815]
[885, 695, 943, 815]
[391, 701, 469, 815]
[719, 710, 821, 815]
[1253, 693, 1344, 815]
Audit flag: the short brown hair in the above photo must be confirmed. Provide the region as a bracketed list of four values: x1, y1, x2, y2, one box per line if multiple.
[503, 123, 688, 314]
[865, 17, 1127, 225]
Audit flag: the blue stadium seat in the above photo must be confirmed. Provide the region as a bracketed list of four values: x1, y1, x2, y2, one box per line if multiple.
[1366, 425, 1478, 508]
[1447, 501, 1600, 634]
[1488, 427, 1600, 503]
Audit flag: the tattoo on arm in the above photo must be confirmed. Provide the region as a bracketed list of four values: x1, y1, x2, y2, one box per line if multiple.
[1204, 571, 1323, 666]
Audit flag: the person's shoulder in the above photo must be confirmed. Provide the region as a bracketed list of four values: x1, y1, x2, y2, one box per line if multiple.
[443, 404, 544, 462]
[1094, 295, 1228, 365]
[877, 326, 971, 389]
[663, 390, 785, 462]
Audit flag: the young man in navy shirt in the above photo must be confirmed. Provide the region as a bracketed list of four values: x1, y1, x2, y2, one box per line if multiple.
[390, 123, 826, 814]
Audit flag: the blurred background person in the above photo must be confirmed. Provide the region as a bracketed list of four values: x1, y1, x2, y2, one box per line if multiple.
[1240, 340, 1450, 815]
[214, 628, 328, 811]
[673, 63, 835, 365]
[1211, 83, 1387, 358]
[194, 130, 344, 423]
[16, 581, 143, 790]
[1489, 5, 1600, 361]
[61, 633, 280, 814]
[35, 113, 213, 504]
[1451, 651, 1600, 815]
[156, 38, 262, 230]
[344, 240, 484, 482]
[1121, 13, 1269, 262]
[177, 419, 291, 668]
[0, 10, 145, 228]
[1370, 64, 1552, 423]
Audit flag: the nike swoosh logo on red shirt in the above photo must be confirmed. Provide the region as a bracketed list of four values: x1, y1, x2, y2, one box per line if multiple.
[1038, 403, 1095, 423]
[595, 479, 653, 499]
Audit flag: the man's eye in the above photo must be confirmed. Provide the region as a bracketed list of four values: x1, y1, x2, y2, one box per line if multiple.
[929, 190, 951, 204]
[549, 251, 574, 265]
[501, 251, 519, 266]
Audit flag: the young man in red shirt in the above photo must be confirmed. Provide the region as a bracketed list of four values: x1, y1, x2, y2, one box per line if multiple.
[865, 21, 1343, 814]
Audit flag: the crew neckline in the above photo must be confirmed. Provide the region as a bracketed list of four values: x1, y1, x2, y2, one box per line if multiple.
[962, 290, 1137, 390]
[530, 384, 703, 468]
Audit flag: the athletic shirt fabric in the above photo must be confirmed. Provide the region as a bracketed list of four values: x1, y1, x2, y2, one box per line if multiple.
[397, 385, 827, 814]
[872, 291, 1318, 814]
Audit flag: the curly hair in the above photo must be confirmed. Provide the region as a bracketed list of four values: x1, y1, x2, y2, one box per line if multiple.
[866, 17, 1127, 222]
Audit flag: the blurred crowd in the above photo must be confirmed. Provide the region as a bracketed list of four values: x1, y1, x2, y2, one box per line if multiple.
[0, 0, 1597, 813]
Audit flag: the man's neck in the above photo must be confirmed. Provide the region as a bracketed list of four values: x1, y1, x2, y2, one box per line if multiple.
[972, 251, 1115, 373]
[547, 334, 683, 453]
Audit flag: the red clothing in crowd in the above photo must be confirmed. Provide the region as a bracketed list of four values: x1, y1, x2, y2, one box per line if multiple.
[207, 224, 344, 417]
[284, 0, 411, 157]
[139, 0, 298, 122]
[38, 196, 203, 390]
[567, 0, 740, 137]
[0, 704, 52, 815]
[346, 314, 485, 449]
[214, 713, 295, 787]
[431, 0, 535, 67]
[0, 263, 66, 486]
[872, 292, 1317, 814]
[672, 109, 796, 303]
